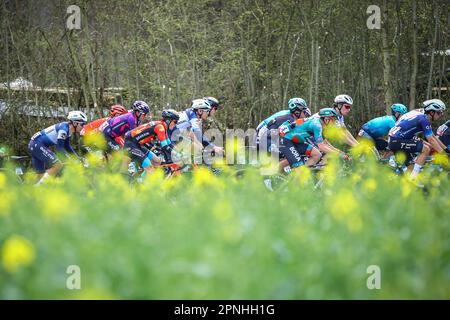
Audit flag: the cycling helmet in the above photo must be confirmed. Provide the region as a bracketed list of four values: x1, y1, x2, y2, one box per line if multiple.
[203, 96, 220, 109]
[390, 103, 408, 115]
[191, 99, 211, 111]
[110, 104, 128, 117]
[162, 109, 180, 122]
[334, 94, 353, 106]
[132, 100, 150, 114]
[319, 108, 340, 118]
[67, 110, 88, 124]
[423, 99, 446, 113]
[303, 107, 312, 117]
[288, 97, 308, 113]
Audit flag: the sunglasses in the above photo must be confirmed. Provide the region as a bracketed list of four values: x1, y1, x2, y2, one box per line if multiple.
[342, 104, 352, 110]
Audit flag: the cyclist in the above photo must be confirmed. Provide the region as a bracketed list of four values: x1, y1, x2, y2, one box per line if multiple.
[204, 96, 221, 118]
[437, 119, 450, 153]
[28, 110, 87, 185]
[101, 100, 150, 154]
[257, 98, 311, 152]
[330, 94, 359, 147]
[256, 98, 309, 140]
[279, 108, 350, 170]
[124, 109, 180, 176]
[81, 104, 128, 152]
[358, 103, 408, 162]
[388, 99, 447, 179]
[173, 98, 224, 155]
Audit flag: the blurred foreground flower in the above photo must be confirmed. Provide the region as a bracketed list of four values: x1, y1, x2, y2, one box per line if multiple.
[1, 235, 36, 273]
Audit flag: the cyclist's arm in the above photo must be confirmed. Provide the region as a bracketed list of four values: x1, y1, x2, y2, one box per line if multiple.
[344, 129, 359, 147]
[317, 142, 339, 154]
[426, 135, 445, 153]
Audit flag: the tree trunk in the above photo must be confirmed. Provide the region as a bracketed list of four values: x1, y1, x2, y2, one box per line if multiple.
[409, 0, 418, 109]
[426, 2, 438, 100]
[381, 0, 394, 112]
[314, 40, 320, 109]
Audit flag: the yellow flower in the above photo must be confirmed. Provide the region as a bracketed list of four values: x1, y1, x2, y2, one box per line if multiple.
[86, 152, 104, 168]
[193, 167, 223, 189]
[293, 166, 312, 187]
[396, 152, 407, 165]
[37, 188, 73, 220]
[0, 172, 6, 189]
[350, 139, 375, 158]
[1, 235, 36, 273]
[401, 178, 413, 198]
[434, 153, 449, 168]
[351, 174, 362, 184]
[323, 125, 346, 143]
[0, 190, 16, 216]
[363, 178, 377, 194]
[83, 132, 106, 150]
[330, 190, 358, 220]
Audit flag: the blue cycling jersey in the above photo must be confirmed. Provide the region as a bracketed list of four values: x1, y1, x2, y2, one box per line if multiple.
[257, 110, 290, 130]
[389, 110, 433, 139]
[362, 115, 396, 139]
[280, 117, 324, 144]
[32, 122, 70, 146]
[31, 122, 76, 154]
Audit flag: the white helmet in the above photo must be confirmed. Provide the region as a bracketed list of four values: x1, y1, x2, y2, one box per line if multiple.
[191, 98, 211, 111]
[67, 110, 88, 124]
[334, 94, 353, 106]
[423, 99, 446, 113]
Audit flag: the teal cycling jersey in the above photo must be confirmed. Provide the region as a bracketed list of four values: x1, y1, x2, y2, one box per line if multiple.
[279, 117, 324, 144]
[257, 110, 290, 130]
[362, 115, 396, 139]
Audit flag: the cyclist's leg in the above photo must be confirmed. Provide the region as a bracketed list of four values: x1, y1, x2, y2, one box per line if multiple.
[29, 140, 62, 184]
[279, 138, 310, 170]
[389, 137, 427, 177]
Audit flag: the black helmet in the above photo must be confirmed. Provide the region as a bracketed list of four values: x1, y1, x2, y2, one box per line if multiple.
[162, 109, 180, 122]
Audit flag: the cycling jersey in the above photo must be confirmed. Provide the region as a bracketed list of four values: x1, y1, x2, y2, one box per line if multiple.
[125, 121, 175, 164]
[126, 121, 172, 147]
[81, 117, 124, 150]
[30, 122, 75, 153]
[437, 121, 449, 137]
[29, 122, 76, 173]
[256, 113, 294, 153]
[256, 110, 290, 131]
[279, 117, 324, 144]
[174, 108, 213, 147]
[437, 120, 450, 149]
[101, 112, 138, 152]
[102, 112, 138, 139]
[81, 117, 109, 136]
[389, 110, 433, 139]
[361, 115, 396, 139]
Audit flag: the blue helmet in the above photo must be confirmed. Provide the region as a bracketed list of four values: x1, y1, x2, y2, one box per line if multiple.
[319, 107, 340, 118]
[132, 100, 150, 114]
[288, 97, 308, 113]
[390, 103, 408, 115]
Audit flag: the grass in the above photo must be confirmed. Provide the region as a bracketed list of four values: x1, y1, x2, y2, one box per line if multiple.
[0, 153, 449, 299]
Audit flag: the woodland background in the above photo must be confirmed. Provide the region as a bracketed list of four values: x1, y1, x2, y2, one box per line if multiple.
[0, 0, 448, 154]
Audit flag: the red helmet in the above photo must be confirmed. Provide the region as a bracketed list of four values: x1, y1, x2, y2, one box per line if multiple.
[110, 105, 128, 117]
